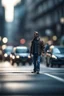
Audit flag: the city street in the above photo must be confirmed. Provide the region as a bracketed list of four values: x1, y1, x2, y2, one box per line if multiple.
[0, 62, 64, 96]
[0, 0, 64, 96]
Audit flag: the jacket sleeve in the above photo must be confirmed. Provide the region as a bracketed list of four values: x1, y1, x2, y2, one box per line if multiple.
[40, 41, 45, 53]
[30, 40, 33, 54]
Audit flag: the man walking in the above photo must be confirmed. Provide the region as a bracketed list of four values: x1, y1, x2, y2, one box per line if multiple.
[30, 31, 44, 74]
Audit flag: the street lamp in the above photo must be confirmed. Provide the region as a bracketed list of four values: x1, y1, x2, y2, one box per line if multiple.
[2, 0, 21, 22]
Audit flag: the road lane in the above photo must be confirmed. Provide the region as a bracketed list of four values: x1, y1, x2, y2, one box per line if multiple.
[0, 61, 64, 95]
[0, 72, 64, 95]
[43, 73, 64, 83]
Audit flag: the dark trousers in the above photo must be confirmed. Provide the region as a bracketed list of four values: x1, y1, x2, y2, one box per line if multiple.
[33, 54, 41, 72]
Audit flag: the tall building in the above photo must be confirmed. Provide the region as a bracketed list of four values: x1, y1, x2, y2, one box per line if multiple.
[25, 0, 64, 40]
[13, 0, 26, 46]
[0, 0, 4, 37]
[2, 0, 26, 46]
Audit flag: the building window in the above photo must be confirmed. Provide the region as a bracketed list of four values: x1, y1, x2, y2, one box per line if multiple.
[42, 2, 48, 12]
[47, 0, 54, 9]
[54, 0, 59, 5]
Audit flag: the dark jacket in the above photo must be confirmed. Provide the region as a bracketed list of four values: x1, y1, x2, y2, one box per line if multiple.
[30, 37, 44, 55]
[44, 43, 50, 53]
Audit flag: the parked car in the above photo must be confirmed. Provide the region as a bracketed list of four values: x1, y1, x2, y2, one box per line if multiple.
[45, 46, 64, 67]
[3, 46, 13, 61]
[10, 46, 32, 66]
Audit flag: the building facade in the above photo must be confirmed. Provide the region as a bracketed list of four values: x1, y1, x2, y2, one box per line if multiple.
[0, 0, 4, 37]
[25, 0, 64, 41]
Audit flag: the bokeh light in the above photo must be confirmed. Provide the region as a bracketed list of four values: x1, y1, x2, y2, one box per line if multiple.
[2, 45, 7, 50]
[53, 36, 57, 41]
[2, 37, 8, 43]
[20, 39, 26, 44]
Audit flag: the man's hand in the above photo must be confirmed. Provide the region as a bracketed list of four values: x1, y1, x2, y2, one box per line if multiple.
[46, 53, 51, 57]
[42, 53, 44, 56]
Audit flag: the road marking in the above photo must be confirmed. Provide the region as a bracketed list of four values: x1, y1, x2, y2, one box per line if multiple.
[43, 73, 64, 83]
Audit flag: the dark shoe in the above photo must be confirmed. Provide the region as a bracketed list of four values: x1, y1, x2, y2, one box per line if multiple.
[36, 71, 39, 74]
[31, 71, 36, 73]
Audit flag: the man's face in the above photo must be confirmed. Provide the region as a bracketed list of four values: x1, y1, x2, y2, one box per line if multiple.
[34, 32, 38, 38]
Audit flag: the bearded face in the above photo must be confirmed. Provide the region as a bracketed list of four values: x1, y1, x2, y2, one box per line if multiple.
[34, 32, 39, 39]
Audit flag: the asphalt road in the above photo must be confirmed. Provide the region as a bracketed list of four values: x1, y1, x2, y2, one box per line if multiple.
[0, 61, 64, 96]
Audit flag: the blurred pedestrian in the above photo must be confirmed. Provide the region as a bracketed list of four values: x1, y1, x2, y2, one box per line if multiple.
[30, 31, 44, 74]
[45, 40, 53, 53]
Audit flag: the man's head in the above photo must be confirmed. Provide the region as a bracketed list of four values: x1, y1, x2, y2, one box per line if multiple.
[34, 31, 39, 38]
[47, 40, 53, 45]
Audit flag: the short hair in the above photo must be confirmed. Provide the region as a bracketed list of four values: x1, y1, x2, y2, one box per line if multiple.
[34, 31, 39, 36]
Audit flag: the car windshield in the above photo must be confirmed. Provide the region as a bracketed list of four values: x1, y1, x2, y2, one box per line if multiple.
[15, 48, 29, 53]
[4, 48, 13, 53]
[53, 47, 64, 54]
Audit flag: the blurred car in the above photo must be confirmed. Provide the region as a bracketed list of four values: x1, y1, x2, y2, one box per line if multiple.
[3, 46, 13, 61]
[10, 46, 32, 66]
[0, 46, 3, 61]
[45, 46, 64, 67]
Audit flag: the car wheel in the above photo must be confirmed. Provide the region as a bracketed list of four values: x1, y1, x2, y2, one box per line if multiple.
[17, 63, 19, 66]
[22, 63, 25, 66]
[46, 62, 49, 67]
[46, 59, 49, 67]
[50, 63, 53, 67]
[29, 62, 32, 65]
[49, 59, 53, 68]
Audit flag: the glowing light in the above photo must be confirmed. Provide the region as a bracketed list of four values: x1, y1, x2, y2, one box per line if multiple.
[16, 55, 20, 58]
[52, 55, 57, 59]
[2, 0, 21, 7]
[4, 53, 8, 57]
[10, 54, 13, 58]
[5, 7, 14, 22]
[2, 37, 8, 43]
[13, 0, 21, 6]
[12, 56, 15, 59]
[53, 36, 57, 41]
[60, 18, 64, 23]
[14, 47, 16, 51]
[2, 0, 21, 22]
[28, 56, 31, 58]
[2, 45, 7, 50]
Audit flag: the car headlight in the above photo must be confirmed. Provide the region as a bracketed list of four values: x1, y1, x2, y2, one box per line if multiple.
[12, 56, 15, 59]
[52, 55, 57, 59]
[28, 55, 31, 58]
[10, 54, 12, 58]
[4, 53, 8, 57]
[16, 55, 20, 59]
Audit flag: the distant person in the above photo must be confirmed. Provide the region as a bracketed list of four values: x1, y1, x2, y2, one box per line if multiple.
[45, 40, 53, 53]
[30, 31, 44, 74]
